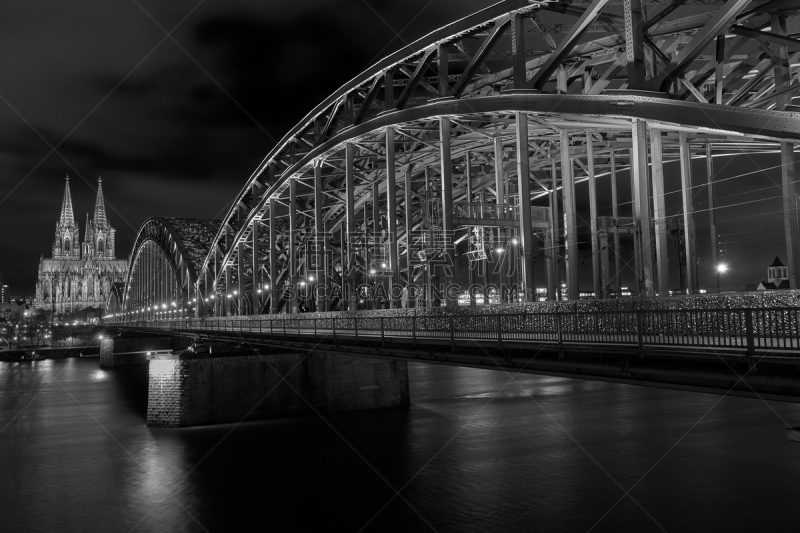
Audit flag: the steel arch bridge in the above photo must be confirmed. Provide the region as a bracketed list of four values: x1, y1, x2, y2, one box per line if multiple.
[119, 217, 220, 320]
[122, 0, 800, 320]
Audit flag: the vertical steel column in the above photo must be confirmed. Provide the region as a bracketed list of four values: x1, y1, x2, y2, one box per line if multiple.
[706, 144, 718, 271]
[714, 36, 725, 105]
[650, 128, 669, 296]
[424, 166, 431, 306]
[479, 188, 489, 301]
[610, 150, 621, 296]
[679, 131, 698, 294]
[224, 229, 232, 315]
[586, 131, 599, 297]
[269, 198, 278, 313]
[214, 249, 220, 316]
[516, 112, 535, 301]
[560, 130, 578, 300]
[345, 142, 356, 311]
[404, 167, 414, 306]
[314, 164, 326, 312]
[629, 148, 641, 283]
[631, 119, 654, 297]
[386, 128, 399, 308]
[252, 219, 260, 314]
[289, 178, 298, 313]
[466, 151, 476, 306]
[511, 13, 526, 88]
[781, 142, 799, 289]
[252, 181, 262, 314]
[772, 15, 790, 111]
[237, 240, 244, 315]
[549, 159, 560, 301]
[372, 178, 381, 309]
[440, 117, 455, 306]
[494, 136, 507, 302]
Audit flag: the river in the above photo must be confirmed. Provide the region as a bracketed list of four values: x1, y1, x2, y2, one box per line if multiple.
[1, 357, 799, 532]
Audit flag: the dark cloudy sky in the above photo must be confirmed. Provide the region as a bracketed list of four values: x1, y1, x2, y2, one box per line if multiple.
[0, 0, 494, 295]
[0, 0, 793, 295]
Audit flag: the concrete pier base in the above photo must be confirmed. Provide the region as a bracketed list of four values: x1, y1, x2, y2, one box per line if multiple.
[146, 351, 410, 427]
[100, 336, 190, 368]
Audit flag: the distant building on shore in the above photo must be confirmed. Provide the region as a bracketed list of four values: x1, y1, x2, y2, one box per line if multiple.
[0, 271, 7, 304]
[33, 176, 128, 319]
[757, 256, 790, 291]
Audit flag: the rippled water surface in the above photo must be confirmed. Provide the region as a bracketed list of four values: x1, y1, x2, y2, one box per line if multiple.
[1, 357, 800, 532]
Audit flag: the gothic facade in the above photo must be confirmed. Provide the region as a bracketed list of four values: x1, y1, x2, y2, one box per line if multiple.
[34, 177, 129, 317]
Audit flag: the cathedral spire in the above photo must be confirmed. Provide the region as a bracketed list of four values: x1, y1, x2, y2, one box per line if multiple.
[93, 176, 107, 228]
[59, 175, 75, 227]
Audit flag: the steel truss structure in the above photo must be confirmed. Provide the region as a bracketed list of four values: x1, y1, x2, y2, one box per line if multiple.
[120, 0, 800, 319]
[123, 217, 220, 320]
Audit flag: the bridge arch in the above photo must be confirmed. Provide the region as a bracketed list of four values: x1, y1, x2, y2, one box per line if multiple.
[121, 217, 220, 321]
[187, 0, 800, 314]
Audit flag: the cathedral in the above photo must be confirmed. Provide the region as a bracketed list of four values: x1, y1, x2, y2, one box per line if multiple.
[34, 177, 129, 319]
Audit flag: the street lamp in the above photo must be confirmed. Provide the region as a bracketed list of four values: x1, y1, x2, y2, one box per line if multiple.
[716, 263, 728, 292]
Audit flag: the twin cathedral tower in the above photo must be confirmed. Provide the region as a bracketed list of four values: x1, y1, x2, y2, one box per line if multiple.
[34, 177, 128, 318]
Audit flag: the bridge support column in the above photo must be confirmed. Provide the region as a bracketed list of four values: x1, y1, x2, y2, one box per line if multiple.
[610, 150, 622, 297]
[386, 128, 400, 308]
[372, 179, 382, 309]
[781, 142, 799, 289]
[289, 177, 298, 313]
[631, 119, 654, 297]
[346, 142, 356, 311]
[586, 131, 599, 297]
[516, 112, 535, 301]
[224, 229, 232, 315]
[314, 165, 327, 312]
[404, 167, 415, 308]
[146, 350, 410, 428]
[465, 151, 476, 305]
[237, 239, 245, 315]
[252, 219, 260, 314]
[560, 130, 579, 300]
[679, 131, 698, 294]
[269, 198, 278, 313]
[549, 159, 560, 301]
[494, 137, 508, 303]
[440, 117, 456, 307]
[650, 128, 670, 296]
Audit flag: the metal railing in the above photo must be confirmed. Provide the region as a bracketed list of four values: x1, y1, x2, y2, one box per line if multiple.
[109, 307, 800, 357]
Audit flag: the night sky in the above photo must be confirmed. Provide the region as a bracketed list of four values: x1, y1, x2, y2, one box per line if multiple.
[0, 0, 495, 295]
[0, 0, 793, 295]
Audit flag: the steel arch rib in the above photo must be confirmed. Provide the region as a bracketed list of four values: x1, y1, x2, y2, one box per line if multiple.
[207, 93, 800, 283]
[124, 217, 215, 308]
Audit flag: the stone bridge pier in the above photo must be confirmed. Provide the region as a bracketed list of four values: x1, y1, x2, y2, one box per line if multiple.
[146, 348, 409, 427]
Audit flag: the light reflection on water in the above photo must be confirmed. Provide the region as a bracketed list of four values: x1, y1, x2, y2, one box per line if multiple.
[1, 357, 799, 532]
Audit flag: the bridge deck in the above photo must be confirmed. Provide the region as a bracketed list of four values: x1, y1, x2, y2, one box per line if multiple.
[110, 306, 800, 358]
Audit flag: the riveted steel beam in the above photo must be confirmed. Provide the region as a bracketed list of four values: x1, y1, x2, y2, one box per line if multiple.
[649, 0, 753, 93]
[527, 0, 612, 91]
